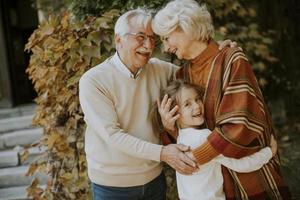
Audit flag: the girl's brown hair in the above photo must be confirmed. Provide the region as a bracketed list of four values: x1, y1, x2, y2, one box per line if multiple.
[150, 80, 205, 135]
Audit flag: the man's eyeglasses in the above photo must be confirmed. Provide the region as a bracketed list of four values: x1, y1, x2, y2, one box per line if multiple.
[124, 32, 157, 44]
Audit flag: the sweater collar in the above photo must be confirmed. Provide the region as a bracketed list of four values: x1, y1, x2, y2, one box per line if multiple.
[190, 40, 219, 66]
[112, 52, 142, 79]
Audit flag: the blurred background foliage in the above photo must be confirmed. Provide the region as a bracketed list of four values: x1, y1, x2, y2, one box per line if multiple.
[25, 0, 299, 199]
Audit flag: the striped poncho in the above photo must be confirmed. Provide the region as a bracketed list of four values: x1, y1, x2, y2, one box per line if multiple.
[174, 40, 291, 200]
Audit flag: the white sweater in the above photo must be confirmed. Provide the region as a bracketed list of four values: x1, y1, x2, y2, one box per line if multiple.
[79, 53, 178, 187]
[176, 128, 273, 200]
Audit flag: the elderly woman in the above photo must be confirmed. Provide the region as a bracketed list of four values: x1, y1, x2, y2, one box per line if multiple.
[152, 0, 291, 199]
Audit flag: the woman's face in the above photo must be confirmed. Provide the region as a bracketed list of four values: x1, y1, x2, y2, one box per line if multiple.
[177, 87, 204, 129]
[161, 29, 194, 60]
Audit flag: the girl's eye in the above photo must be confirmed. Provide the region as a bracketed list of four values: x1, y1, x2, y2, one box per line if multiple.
[184, 102, 190, 107]
[196, 97, 202, 103]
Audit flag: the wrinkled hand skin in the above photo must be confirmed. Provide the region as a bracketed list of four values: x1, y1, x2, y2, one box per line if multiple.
[160, 144, 198, 175]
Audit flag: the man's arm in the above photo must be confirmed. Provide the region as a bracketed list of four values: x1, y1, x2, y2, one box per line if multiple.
[79, 75, 162, 161]
[79, 74, 197, 174]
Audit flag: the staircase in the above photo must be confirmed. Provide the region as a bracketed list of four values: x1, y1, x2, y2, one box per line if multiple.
[0, 104, 47, 200]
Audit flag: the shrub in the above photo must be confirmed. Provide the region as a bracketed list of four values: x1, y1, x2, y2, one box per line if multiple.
[25, 10, 120, 199]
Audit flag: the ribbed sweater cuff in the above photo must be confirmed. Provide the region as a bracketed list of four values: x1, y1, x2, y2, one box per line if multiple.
[192, 141, 219, 165]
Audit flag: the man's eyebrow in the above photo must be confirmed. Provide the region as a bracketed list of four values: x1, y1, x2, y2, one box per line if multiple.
[137, 32, 155, 36]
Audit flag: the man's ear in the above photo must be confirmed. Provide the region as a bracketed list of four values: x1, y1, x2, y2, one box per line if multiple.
[115, 34, 122, 48]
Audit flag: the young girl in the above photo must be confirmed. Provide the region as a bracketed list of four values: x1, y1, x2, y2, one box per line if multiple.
[152, 80, 277, 200]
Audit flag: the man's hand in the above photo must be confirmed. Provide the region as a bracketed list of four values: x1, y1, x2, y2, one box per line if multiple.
[160, 144, 198, 175]
[185, 151, 201, 172]
[217, 39, 238, 50]
[157, 94, 180, 132]
[184, 151, 197, 162]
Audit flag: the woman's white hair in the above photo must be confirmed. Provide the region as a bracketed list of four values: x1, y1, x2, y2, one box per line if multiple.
[152, 0, 214, 42]
[114, 9, 152, 36]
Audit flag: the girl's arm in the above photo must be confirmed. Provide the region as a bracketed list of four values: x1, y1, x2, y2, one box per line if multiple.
[215, 135, 277, 173]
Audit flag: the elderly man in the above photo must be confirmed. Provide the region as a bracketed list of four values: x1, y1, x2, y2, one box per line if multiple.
[79, 9, 198, 200]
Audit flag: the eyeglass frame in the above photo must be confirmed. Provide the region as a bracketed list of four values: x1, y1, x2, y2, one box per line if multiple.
[123, 32, 157, 44]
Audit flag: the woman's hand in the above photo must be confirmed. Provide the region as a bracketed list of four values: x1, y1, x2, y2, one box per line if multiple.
[157, 94, 180, 131]
[270, 135, 278, 156]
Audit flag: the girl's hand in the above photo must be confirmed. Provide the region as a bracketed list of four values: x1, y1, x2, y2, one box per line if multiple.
[157, 94, 180, 131]
[270, 135, 278, 156]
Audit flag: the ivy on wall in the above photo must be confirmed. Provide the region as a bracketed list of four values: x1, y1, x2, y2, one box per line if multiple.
[25, 10, 119, 199]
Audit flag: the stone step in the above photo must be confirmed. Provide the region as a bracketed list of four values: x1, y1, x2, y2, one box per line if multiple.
[0, 185, 46, 200]
[0, 146, 45, 168]
[0, 149, 19, 168]
[20, 146, 46, 165]
[0, 185, 30, 200]
[0, 115, 35, 133]
[0, 128, 43, 150]
[0, 165, 48, 188]
[0, 104, 36, 119]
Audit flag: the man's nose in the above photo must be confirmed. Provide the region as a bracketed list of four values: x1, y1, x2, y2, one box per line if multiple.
[143, 37, 154, 49]
[163, 43, 170, 53]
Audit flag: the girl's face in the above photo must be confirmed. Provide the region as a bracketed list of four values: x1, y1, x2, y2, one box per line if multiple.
[177, 87, 204, 129]
[161, 29, 194, 60]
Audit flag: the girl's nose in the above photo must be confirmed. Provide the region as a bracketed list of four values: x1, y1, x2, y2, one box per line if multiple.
[193, 101, 201, 110]
[193, 101, 199, 107]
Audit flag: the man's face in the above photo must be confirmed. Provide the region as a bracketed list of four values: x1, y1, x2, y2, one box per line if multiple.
[116, 24, 156, 73]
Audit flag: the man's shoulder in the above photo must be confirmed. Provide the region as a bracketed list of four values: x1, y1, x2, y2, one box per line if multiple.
[81, 57, 114, 80]
[148, 57, 179, 70]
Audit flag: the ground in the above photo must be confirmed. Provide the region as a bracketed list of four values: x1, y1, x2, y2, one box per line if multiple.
[279, 123, 300, 199]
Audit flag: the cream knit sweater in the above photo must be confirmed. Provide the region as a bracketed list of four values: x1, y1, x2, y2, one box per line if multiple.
[79, 53, 177, 187]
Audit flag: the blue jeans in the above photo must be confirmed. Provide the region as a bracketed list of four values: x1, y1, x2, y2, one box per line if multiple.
[91, 173, 166, 200]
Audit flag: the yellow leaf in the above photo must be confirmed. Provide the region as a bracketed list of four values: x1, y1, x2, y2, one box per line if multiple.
[26, 164, 38, 176]
[45, 132, 61, 149]
[20, 149, 29, 163]
[40, 23, 55, 37]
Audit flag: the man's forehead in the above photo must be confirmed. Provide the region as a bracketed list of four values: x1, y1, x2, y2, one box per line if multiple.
[128, 24, 154, 35]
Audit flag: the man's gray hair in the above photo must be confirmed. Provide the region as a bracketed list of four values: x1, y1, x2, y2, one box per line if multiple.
[152, 0, 214, 42]
[114, 9, 153, 36]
